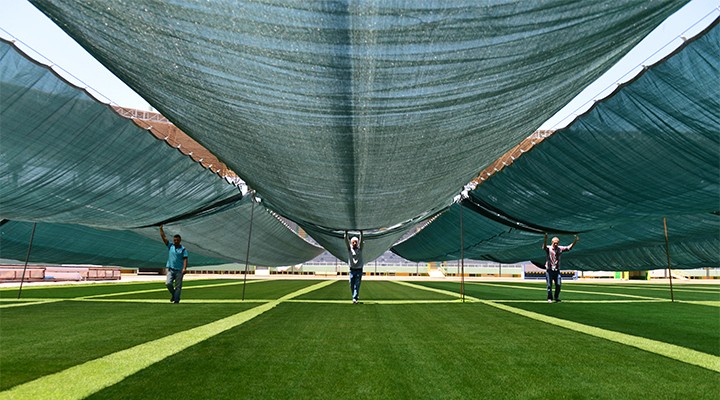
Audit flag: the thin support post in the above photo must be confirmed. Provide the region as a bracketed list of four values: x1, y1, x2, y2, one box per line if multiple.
[663, 217, 674, 302]
[460, 203, 465, 302]
[241, 197, 257, 301]
[17, 223, 38, 299]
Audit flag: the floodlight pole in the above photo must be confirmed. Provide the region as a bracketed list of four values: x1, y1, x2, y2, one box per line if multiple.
[17, 223, 37, 299]
[241, 196, 257, 301]
[460, 203, 465, 303]
[662, 217, 674, 302]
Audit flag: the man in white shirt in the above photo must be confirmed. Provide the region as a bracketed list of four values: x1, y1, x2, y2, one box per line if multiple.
[541, 233, 578, 303]
[344, 231, 364, 304]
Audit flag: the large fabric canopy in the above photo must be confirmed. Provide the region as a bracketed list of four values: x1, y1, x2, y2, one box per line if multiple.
[0, 221, 229, 268]
[303, 224, 412, 265]
[0, 198, 325, 268]
[0, 39, 239, 229]
[143, 197, 326, 266]
[393, 18, 720, 270]
[29, 0, 686, 234]
[392, 203, 719, 270]
[0, 38, 323, 267]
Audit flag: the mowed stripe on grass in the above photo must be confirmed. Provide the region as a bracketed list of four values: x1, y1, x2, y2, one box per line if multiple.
[0, 280, 334, 400]
[89, 301, 719, 400]
[398, 281, 720, 372]
[2, 279, 717, 399]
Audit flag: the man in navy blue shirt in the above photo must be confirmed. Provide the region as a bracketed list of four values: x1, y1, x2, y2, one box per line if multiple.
[160, 225, 188, 304]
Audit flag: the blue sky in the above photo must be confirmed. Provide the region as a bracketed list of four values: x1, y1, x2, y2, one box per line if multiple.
[1, 1, 717, 130]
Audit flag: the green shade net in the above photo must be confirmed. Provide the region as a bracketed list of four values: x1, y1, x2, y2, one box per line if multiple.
[30, 0, 686, 233]
[0, 39, 323, 267]
[394, 204, 538, 262]
[0, 221, 227, 268]
[141, 197, 324, 266]
[303, 224, 412, 264]
[0, 38, 240, 228]
[0, 199, 324, 268]
[393, 18, 720, 270]
[393, 203, 719, 270]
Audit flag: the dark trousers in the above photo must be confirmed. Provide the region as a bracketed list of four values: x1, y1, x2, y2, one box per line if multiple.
[545, 269, 561, 300]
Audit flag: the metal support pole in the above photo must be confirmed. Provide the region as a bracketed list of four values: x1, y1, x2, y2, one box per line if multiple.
[663, 217, 674, 302]
[460, 203, 465, 302]
[17, 223, 38, 299]
[241, 196, 256, 301]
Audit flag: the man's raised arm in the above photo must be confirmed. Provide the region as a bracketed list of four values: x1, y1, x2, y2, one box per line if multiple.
[159, 225, 169, 246]
[569, 235, 579, 250]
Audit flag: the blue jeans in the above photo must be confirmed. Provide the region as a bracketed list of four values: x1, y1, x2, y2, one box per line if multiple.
[166, 269, 185, 303]
[546, 269, 561, 300]
[349, 269, 363, 301]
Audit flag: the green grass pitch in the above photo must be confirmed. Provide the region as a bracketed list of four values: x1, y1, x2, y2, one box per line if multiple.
[1, 279, 718, 399]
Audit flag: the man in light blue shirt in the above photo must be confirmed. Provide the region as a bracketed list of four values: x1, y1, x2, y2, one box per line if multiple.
[160, 225, 188, 304]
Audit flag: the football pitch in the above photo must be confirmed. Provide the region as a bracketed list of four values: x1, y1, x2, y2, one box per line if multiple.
[1, 279, 718, 399]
